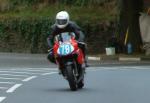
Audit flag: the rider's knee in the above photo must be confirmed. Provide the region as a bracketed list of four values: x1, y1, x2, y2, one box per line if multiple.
[78, 43, 86, 52]
[47, 53, 56, 63]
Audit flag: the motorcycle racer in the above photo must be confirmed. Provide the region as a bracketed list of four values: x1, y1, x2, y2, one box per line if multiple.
[47, 11, 88, 67]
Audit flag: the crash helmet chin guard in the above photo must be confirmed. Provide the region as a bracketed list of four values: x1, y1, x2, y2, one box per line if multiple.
[56, 11, 70, 29]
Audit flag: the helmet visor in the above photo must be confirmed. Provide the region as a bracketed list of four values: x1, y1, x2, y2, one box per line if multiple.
[56, 19, 67, 25]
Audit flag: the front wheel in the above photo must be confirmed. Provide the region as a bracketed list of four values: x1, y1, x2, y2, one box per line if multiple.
[78, 79, 84, 89]
[66, 65, 77, 91]
[77, 66, 85, 89]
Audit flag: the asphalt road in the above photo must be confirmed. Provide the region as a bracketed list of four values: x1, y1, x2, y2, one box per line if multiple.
[0, 53, 150, 103]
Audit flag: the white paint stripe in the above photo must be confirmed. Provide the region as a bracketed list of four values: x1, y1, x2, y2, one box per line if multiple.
[88, 57, 100, 61]
[42, 72, 57, 76]
[26, 68, 57, 71]
[0, 69, 51, 72]
[119, 57, 141, 61]
[0, 97, 6, 102]
[87, 66, 150, 70]
[0, 77, 22, 80]
[13, 69, 49, 72]
[0, 67, 57, 71]
[22, 76, 37, 82]
[87, 67, 150, 72]
[0, 87, 8, 90]
[0, 71, 41, 75]
[88, 68, 131, 72]
[0, 74, 28, 77]
[134, 66, 149, 69]
[115, 66, 150, 70]
[88, 67, 118, 70]
[6, 84, 22, 93]
[0, 82, 15, 84]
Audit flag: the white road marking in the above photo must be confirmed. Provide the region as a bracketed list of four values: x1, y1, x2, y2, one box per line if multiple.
[26, 68, 57, 71]
[0, 82, 15, 84]
[88, 67, 118, 70]
[1, 67, 57, 71]
[42, 72, 57, 76]
[22, 76, 37, 82]
[0, 87, 8, 90]
[0, 97, 6, 102]
[88, 66, 150, 70]
[124, 66, 150, 70]
[6, 84, 22, 93]
[0, 71, 41, 75]
[0, 77, 22, 80]
[11, 69, 49, 72]
[88, 57, 100, 61]
[119, 57, 141, 61]
[0, 74, 28, 77]
[0, 69, 50, 72]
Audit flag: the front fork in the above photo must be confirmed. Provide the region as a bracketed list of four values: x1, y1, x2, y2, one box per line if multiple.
[65, 60, 79, 77]
[60, 60, 79, 79]
[65, 60, 84, 83]
[73, 60, 79, 77]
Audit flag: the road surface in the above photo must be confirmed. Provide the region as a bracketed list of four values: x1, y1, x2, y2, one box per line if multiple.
[0, 53, 150, 103]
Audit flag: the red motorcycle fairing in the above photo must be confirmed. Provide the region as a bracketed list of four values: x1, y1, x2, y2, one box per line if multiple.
[53, 36, 85, 67]
[51, 32, 85, 90]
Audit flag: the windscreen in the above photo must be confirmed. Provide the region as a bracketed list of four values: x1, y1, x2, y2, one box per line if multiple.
[55, 32, 75, 42]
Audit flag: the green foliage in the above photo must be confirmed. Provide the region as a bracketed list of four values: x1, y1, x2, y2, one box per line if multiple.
[54, 0, 113, 6]
[0, 18, 53, 53]
[0, 0, 117, 53]
[0, 17, 115, 53]
[0, 0, 115, 12]
[10, 0, 40, 5]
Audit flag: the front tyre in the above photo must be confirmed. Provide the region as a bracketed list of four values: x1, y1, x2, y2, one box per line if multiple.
[78, 79, 84, 89]
[77, 66, 85, 89]
[66, 65, 77, 91]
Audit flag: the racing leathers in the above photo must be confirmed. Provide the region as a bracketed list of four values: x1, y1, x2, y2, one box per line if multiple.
[47, 21, 87, 66]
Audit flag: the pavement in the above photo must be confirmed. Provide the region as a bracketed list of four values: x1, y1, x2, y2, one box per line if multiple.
[0, 52, 150, 67]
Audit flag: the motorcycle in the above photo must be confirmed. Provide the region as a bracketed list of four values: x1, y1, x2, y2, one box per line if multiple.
[52, 32, 86, 91]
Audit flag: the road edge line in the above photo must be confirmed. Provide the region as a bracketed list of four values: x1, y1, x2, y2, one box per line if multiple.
[119, 57, 141, 61]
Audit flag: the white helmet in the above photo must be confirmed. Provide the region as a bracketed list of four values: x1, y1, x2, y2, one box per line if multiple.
[56, 11, 70, 29]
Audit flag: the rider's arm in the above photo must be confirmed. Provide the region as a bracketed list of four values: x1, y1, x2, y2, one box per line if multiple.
[72, 22, 85, 42]
[47, 25, 56, 48]
[47, 35, 53, 48]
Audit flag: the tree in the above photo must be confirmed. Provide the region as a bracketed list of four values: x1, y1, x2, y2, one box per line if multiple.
[117, 0, 143, 53]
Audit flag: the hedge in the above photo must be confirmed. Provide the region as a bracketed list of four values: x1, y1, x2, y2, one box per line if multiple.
[0, 18, 52, 53]
[0, 0, 117, 54]
[0, 17, 116, 54]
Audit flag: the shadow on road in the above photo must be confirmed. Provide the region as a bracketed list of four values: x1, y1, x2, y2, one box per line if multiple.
[43, 87, 97, 93]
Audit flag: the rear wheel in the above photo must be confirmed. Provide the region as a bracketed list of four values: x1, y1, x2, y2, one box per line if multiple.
[66, 65, 77, 91]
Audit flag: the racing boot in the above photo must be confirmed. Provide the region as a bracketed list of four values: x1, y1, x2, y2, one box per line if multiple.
[84, 56, 89, 67]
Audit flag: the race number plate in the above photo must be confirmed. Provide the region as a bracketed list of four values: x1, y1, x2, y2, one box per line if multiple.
[57, 43, 74, 56]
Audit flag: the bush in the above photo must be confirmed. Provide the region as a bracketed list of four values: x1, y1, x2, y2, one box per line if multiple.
[0, 18, 53, 53]
[0, 17, 116, 54]
[0, 0, 117, 54]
